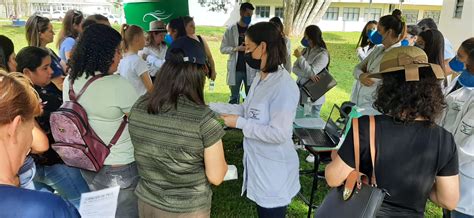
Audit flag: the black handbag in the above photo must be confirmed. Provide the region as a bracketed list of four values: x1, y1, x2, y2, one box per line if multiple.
[315, 116, 386, 218]
[299, 68, 337, 102]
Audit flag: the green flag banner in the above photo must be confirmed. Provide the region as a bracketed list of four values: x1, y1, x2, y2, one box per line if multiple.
[123, 0, 189, 31]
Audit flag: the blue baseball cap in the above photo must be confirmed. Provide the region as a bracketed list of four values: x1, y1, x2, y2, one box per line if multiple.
[165, 36, 206, 65]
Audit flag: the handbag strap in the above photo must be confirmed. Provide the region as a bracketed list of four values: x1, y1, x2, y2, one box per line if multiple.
[69, 74, 105, 102]
[352, 116, 378, 186]
[369, 116, 378, 186]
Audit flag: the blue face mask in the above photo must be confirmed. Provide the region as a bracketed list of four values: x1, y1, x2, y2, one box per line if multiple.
[242, 16, 252, 25]
[458, 70, 474, 88]
[449, 57, 465, 72]
[301, 38, 310, 47]
[368, 30, 383, 45]
[164, 33, 173, 46]
[401, 39, 409, 47]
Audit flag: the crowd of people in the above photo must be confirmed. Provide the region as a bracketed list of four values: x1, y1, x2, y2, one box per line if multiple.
[0, 2, 473, 218]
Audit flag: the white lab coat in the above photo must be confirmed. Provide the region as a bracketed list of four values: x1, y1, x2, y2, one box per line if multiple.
[440, 78, 474, 215]
[220, 23, 258, 86]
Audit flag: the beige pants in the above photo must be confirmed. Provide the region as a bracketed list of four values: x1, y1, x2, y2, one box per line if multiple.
[138, 199, 210, 218]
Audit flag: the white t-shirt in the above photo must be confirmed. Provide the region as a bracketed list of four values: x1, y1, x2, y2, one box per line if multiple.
[118, 54, 149, 96]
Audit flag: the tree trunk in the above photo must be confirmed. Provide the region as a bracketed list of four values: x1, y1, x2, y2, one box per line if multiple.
[283, 0, 296, 36]
[283, 0, 332, 37]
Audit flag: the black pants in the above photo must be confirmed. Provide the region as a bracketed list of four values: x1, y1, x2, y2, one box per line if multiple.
[256, 205, 287, 218]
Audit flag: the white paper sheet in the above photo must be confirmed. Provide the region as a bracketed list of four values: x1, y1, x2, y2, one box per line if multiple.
[79, 186, 120, 218]
[224, 165, 238, 181]
[294, 118, 326, 129]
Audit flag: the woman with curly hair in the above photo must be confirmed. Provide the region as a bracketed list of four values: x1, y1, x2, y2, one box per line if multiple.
[65, 24, 140, 217]
[57, 9, 84, 62]
[326, 47, 459, 217]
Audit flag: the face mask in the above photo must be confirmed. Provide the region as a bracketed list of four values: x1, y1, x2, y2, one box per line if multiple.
[164, 33, 173, 46]
[301, 38, 310, 47]
[244, 45, 262, 70]
[401, 39, 409, 47]
[449, 57, 465, 72]
[458, 69, 474, 88]
[368, 30, 383, 45]
[242, 16, 252, 25]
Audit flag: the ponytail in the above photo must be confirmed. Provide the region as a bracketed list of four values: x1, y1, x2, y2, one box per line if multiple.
[120, 24, 143, 52]
[379, 15, 406, 41]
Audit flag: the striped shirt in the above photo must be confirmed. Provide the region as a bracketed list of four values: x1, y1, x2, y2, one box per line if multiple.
[128, 95, 225, 213]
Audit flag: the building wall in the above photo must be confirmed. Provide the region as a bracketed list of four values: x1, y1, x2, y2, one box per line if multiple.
[438, 0, 474, 49]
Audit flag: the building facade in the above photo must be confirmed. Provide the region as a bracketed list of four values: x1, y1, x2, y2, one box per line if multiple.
[190, 0, 443, 32]
[438, 0, 473, 49]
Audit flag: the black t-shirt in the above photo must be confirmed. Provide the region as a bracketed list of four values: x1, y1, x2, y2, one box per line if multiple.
[32, 83, 64, 166]
[236, 23, 248, 72]
[338, 115, 458, 217]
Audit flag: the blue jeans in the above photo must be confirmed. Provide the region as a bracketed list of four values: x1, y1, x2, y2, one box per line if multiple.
[452, 210, 474, 218]
[19, 163, 36, 190]
[81, 162, 139, 218]
[312, 104, 322, 118]
[34, 163, 90, 208]
[229, 71, 250, 104]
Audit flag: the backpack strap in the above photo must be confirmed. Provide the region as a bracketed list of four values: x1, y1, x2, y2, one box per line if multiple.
[107, 115, 128, 149]
[69, 74, 105, 102]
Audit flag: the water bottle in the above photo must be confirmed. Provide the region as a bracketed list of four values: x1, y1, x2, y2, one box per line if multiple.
[209, 80, 215, 92]
[304, 97, 312, 117]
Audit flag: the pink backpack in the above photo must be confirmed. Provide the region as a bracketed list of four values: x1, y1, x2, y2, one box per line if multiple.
[50, 75, 127, 172]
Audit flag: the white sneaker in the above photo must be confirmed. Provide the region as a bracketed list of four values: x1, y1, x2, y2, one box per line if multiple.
[305, 154, 315, 163]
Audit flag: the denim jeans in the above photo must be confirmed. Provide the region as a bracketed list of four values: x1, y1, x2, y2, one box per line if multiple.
[81, 162, 139, 218]
[34, 163, 90, 208]
[19, 163, 36, 190]
[256, 204, 287, 218]
[312, 104, 323, 118]
[229, 71, 250, 104]
[452, 210, 474, 218]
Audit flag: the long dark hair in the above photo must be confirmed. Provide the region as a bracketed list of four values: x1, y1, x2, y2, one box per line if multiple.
[16, 46, 50, 73]
[57, 9, 84, 48]
[379, 15, 406, 41]
[374, 67, 446, 124]
[419, 29, 445, 72]
[0, 35, 14, 72]
[461, 37, 474, 72]
[305, 25, 327, 49]
[356, 20, 377, 49]
[146, 48, 205, 114]
[176, 16, 193, 38]
[246, 22, 287, 73]
[69, 24, 121, 81]
[269, 16, 285, 37]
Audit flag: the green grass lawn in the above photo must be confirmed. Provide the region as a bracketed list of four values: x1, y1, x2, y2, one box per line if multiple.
[0, 21, 443, 217]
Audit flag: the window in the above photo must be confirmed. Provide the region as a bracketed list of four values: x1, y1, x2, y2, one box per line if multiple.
[323, 7, 339, 21]
[255, 6, 270, 18]
[364, 8, 381, 21]
[403, 10, 419, 24]
[423, 10, 441, 24]
[275, 7, 284, 19]
[343, 8, 360, 21]
[454, 0, 463, 18]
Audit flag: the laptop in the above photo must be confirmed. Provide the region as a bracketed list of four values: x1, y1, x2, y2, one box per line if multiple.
[294, 105, 346, 147]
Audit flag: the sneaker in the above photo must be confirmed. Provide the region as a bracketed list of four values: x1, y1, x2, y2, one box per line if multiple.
[305, 154, 315, 163]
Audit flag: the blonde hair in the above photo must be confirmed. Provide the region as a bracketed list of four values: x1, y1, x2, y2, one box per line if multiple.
[0, 71, 41, 124]
[25, 15, 51, 47]
[120, 24, 144, 52]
